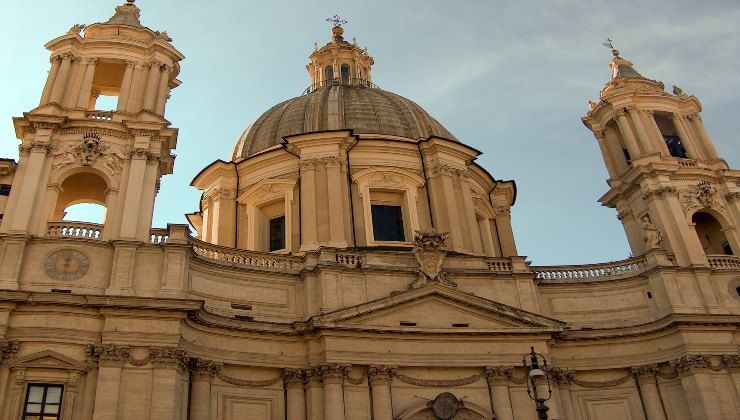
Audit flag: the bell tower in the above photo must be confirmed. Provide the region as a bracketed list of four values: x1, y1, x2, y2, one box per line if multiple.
[0, 0, 183, 244]
[582, 42, 740, 266]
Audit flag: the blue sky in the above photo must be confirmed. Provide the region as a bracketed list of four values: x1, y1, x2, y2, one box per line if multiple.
[1, 0, 738, 265]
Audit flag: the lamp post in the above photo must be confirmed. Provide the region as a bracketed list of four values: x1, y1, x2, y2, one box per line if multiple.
[522, 346, 552, 420]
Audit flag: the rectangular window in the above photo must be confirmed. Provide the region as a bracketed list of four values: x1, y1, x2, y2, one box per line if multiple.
[23, 384, 63, 419]
[371, 204, 405, 242]
[0, 184, 11, 196]
[268, 215, 286, 252]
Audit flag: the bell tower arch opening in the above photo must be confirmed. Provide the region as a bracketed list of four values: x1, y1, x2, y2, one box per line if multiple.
[692, 211, 733, 256]
[53, 171, 109, 223]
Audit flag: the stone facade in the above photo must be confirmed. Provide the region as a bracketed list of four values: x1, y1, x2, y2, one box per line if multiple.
[0, 2, 738, 420]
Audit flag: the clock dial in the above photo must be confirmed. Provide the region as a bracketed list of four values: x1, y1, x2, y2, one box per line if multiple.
[44, 249, 90, 281]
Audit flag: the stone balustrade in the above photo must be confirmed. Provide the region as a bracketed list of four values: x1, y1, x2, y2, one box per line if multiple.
[485, 258, 513, 272]
[149, 228, 169, 244]
[85, 110, 113, 121]
[707, 254, 740, 270]
[47, 221, 103, 240]
[191, 238, 303, 271]
[532, 256, 645, 281]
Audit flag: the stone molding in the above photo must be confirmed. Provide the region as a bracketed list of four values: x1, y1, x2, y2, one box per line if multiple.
[641, 186, 677, 200]
[427, 162, 470, 180]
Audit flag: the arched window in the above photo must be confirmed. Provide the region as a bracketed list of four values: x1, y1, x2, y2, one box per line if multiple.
[63, 203, 106, 224]
[340, 64, 350, 85]
[324, 66, 334, 85]
[692, 211, 733, 255]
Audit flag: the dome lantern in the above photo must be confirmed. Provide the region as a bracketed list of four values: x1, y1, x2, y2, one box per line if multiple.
[305, 16, 374, 93]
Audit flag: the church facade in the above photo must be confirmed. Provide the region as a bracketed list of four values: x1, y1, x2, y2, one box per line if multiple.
[0, 1, 738, 419]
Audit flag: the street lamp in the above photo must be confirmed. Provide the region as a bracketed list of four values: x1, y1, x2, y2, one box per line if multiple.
[522, 346, 552, 420]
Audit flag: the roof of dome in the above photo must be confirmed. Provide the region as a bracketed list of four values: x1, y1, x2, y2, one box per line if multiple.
[231, 84, 458, 159]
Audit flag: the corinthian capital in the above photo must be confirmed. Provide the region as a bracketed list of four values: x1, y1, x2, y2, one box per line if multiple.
[483, 366, 514, 385]
[281, 368, 305, 388]
[311, 363, 351, 383]
[630, 364, 659, 383]
[367, 365, 397, 385]
[189, 358, 223, 381]
[86, 343, 131, 366]
[0, 340, 19, 363]
[671, 355, 711, 374]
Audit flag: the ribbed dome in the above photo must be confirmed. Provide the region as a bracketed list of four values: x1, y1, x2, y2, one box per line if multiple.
[231, 84, 457, 159]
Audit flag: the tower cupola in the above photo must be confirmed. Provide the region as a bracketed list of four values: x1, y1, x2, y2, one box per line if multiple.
[305, 16, 374, 93]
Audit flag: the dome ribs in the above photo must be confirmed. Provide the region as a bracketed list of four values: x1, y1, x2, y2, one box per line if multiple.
[233, 86, 457, 159]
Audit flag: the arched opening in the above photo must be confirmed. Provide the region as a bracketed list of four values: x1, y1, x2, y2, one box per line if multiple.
[654, 112, 688, 158]
[53, 172, 108, 223]
[692, 211, 733, 255]
[324, 66, 334, 85]
[341, 64, 350, 85]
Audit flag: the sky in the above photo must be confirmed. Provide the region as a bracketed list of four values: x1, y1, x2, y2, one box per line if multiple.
[1, 0, 739, 265]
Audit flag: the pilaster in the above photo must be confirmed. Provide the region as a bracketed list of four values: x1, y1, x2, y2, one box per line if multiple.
[368, 365, 396, 420]
[671, 355, 726, 420]
[484, 367, 514, 420]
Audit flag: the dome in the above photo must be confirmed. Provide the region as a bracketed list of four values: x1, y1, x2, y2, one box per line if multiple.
[231, 84, 458, 159]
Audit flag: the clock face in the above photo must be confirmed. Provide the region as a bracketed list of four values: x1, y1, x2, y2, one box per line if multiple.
[43, 249, 90, 281]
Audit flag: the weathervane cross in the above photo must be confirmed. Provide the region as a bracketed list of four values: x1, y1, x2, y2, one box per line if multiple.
[326, 15, 348, 27]
[602, 37, 614, 50]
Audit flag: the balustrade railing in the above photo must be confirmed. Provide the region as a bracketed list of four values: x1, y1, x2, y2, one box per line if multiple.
[707, 254, 740, 270]
[47, 221, 103, 240]
[335, 252, 362, 267]
[302, 78, 380, 95]
[532, 256, 645, 280]
[486, 259, 513, 272]
[85, 110, 113, 121]
[191, 238, 302, 271]
[150, 229, 169, 244]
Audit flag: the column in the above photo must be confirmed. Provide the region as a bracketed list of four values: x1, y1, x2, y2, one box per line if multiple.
[119, 148, 149, 239]
[627, 107, 653, 154]
[91, 350, 128, 420]
[61, 59, 83, 108]
[116, 61, 136, 112]
[154, 65, 171, 115]
[320, 364, 347, 420]
[672, 113, 700, 159]
[81, 367, 98, 420]
[644, 110, 672, 157]
[485, 367, 514, 420]
[76, 58, 98, 108]
[282, 369, 306, 420]
[300, 160, 319, 250]
[189, 359, 222, 420]
[494, 208, 518, 256]
[461, 174, 484, 254]
[0, 341, 19, 414]
[368, 366, 395, 420]
[149, 348, 187, 420]
[604, 127, 628, 172]
[304, 370, 324, 420]
[550, 369, 577, 420]
[40, 56, 61, 105]
[126, 62, 146, 113]
[672, 356, 726, 420]
[326, 156, 347, 247]
[631, 365, 667, 420]
[688, 113, 720, 160]
[615, 110, 642, 159]
[9, 143, 49, 232]
[49, 53, 74, 104]
[135, 158, 160, 241]
[142, 61, 162, 111]
[594, 130, 618, 177]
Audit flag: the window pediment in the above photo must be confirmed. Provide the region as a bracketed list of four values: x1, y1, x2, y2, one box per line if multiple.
[238, 179, 297, 205]
[352, 168, 424, 193]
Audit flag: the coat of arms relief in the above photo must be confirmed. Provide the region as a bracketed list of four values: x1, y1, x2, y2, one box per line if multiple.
[409, 229, 457, 289]
[678, 181, 725, 215]
[52, 135, 126, 174]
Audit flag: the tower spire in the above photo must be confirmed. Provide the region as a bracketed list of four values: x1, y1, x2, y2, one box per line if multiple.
[603, 38, 644, 79]
[106, 0, 143, 28]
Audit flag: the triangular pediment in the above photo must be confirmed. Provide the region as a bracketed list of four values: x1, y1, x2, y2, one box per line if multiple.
[310, 284, 564, 332]
[10, 350, 86, 371]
